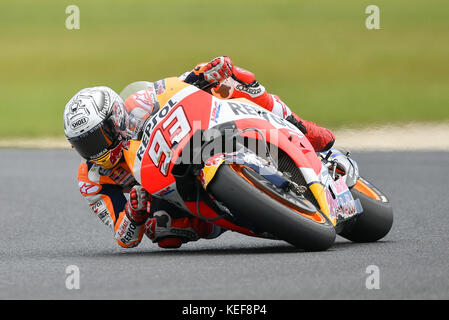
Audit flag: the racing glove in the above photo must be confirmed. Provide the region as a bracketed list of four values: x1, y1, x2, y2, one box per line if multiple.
[124, 185, 150, 225]
[183, 56, 233, 90]
[201, 56, 234, 86]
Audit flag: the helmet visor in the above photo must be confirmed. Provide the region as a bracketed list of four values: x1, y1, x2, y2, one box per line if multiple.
[68, 122, 115, 160]
[90, 140, 124, 169]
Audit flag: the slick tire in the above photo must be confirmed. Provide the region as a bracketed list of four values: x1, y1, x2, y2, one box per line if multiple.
[208, 164, 336, 251]
[339, 186, 393, 243]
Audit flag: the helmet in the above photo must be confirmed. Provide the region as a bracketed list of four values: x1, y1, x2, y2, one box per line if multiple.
[63, 86, 131, 169]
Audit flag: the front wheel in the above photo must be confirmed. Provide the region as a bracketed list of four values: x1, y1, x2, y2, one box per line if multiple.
[339, 177, 393, 242]
[207, 164, 336, 251]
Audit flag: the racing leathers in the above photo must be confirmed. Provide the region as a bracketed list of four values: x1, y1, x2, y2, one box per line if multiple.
[78, 159, 223, 249]
[77, 56, 336, 249]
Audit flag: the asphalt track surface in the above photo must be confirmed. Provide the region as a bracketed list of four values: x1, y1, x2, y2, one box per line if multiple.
[1, 149, 448, 300]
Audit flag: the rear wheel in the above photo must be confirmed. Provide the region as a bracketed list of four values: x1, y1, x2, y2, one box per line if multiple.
[339, 177, 393, 242]
[208, 164, 336, 251]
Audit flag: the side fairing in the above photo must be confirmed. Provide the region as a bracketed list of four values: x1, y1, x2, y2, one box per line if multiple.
[207, 98, 323, 179]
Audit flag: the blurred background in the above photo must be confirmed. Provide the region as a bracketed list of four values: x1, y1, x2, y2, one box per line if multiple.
[0, 0, 448, 138]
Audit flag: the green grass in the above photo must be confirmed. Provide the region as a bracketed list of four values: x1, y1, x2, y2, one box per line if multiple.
[1, 0, 448, 137]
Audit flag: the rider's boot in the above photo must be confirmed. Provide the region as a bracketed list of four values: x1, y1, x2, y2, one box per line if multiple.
[144, 211, 225, 248]
[287, 113, 336, 152]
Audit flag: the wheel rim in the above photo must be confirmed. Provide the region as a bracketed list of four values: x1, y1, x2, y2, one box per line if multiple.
[229, 163, 327, 224]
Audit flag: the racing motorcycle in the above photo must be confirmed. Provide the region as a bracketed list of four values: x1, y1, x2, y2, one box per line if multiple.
[120, 78, 393, 251]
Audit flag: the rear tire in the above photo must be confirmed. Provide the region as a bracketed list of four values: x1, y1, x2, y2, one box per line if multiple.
[339, 182, 393, 242]
[208, 164, 336, 251]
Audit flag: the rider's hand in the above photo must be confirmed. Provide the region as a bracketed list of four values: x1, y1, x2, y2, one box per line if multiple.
[202, 56, 233, 86]
[125, 185, 150, 224]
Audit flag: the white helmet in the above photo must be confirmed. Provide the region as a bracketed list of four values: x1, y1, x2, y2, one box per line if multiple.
[63, 86, 131, 168]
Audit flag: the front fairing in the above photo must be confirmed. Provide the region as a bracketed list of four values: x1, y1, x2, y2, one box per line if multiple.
[317, 154, 363, 226]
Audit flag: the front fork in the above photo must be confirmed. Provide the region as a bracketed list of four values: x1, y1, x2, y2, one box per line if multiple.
[318, 147, 360, 188]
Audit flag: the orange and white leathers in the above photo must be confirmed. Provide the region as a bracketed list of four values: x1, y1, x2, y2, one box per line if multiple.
[78, 159, 145, 248]
[77, 83, 222, 249]
[78, 158, 223, 248]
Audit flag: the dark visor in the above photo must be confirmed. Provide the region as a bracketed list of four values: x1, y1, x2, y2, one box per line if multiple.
[68, 123, 113, 160]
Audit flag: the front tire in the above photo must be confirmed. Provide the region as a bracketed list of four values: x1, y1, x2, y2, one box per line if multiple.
[208, 164, 336, 251]
[339, 178, 393, 242]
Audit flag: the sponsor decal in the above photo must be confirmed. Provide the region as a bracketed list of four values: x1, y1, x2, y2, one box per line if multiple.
[333, 176, 350, 194]
[121, 175, 136, 188]
[200, 154, 225, 189]
[90, 200, 106, 214]
[155, 186, 175, 197]
[98, 210, 113, 227]
[98, 167, 112, 176]
[109, 141, 124, 165]
[210, 101, 222, 123]
[90, 148, 109, 160]
[109, 166, 132, 184]
[337, 191, 358, 219]
[325, 188, 340, 221]
[236, 84, 262, 96]
[91, 142, 123, 168]
[70, 116, 88, 130]
[327, 177, 359, 220]
[79, 181, 100, 196]
[137, 98, 178, 161]
[117, 219, 129, 237]
[153, 79, 166, 95]
[226, 101, 296, 130]
[117, 218, 138, 244]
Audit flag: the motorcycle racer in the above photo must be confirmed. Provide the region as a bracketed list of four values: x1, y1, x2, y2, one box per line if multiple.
[63, 56, 336, 249]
